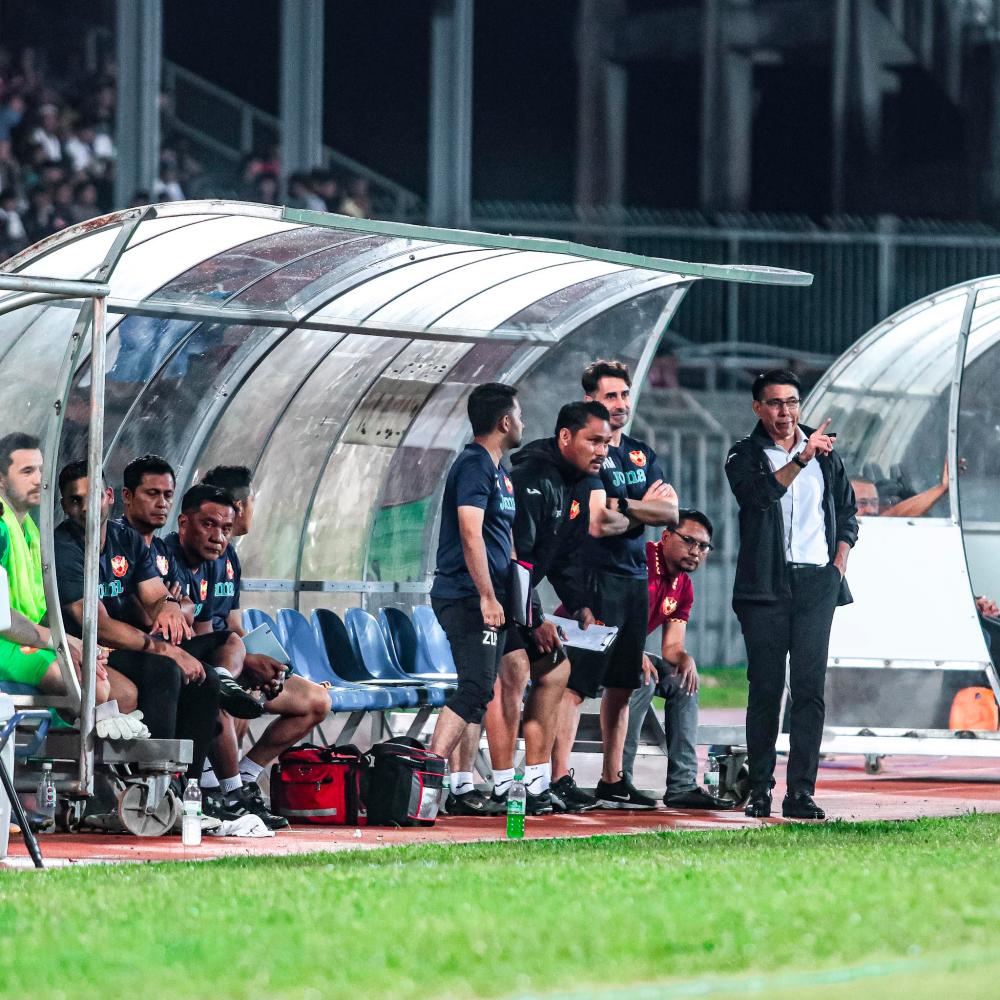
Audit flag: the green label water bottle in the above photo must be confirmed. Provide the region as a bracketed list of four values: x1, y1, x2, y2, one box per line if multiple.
[506, 774, 526, 839]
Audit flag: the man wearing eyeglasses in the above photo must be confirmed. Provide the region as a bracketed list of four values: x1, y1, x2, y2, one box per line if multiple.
[725, 369, 858, 820]
[621, 510, 734, 809]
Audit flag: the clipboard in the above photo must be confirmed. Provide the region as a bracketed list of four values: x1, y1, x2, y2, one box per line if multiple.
[242, 622, 291, 666]
[506, 560, 533, 627]
[544, 614, 618, 653]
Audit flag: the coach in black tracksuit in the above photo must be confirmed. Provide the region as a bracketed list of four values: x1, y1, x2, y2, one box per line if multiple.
[726, 370, 858, 820]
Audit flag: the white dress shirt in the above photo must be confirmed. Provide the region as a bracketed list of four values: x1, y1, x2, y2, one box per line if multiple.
[763, 430, 828, 565]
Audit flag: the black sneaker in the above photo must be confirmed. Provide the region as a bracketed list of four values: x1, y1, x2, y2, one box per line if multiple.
[445, 789, 507, 817]
[526, 788, 554, 815]
[202, 788, 243, 822]
[594, 772, 658, 809]
[216, 671, 265, 720]
[550, 771, 597, 812]
[220, 782, 289, 830]
[664, 786, 735, 810]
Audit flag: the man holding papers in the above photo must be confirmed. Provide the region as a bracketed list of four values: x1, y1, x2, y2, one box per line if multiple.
[484, 400, 626, 813]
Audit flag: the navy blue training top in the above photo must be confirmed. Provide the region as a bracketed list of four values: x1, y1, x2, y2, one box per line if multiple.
[431, 443, 516, 600]
[207, 543, 241, 632]
[162, 532, 214, 624]
[54, 518, 159, 635]
[583, 432, 665, 578]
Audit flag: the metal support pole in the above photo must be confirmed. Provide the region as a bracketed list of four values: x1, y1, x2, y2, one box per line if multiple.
[79, 296, 107, 796]
[114, 0, 162, 207]
[279, 0, 325, 188]
[831, 0, 850, 214]
[428, 0, 474, 228]
[699, 0, 722, 209]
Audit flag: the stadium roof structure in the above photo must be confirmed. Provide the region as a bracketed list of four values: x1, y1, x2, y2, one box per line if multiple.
[801, 276, 1000, 752]
[0, 200, 812, 764]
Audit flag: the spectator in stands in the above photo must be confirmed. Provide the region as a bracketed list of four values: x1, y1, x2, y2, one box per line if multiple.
[486, 400, 624, 814]
[309, 169, 340, 212]
[54, 460, 221, 791]
[30, 103, 61, 162]
[199, 464, 330, 820]
[0, 433, 118, 706]
[287, 172, 325, 212]
[68, 179, 100, 224]
[0, 187, 25, 253]
[0, 93, 25, 144]
[339, 176, 371, 218]
[621, 511, 733, 809]
[253, 172, 278, 206]
[64, 119, 114, 175]
[0, 139, 23, 198]
[153, 161, 185, 202]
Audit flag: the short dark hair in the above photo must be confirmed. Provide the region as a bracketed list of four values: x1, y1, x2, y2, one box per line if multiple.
[582, 359, 631, 395]
[123, 454, 175, 493]
[202, 465, 252, 502]
[181, 483, 235, 515]
[850, 475, 876, 487]
[751, 369, 801, 401]
[467, 383, 518, 437]
[555, 400, 611, 436]
[677, 508, 714, 539]
[0, 432, 41, 475]
[58, 459, 88, 495]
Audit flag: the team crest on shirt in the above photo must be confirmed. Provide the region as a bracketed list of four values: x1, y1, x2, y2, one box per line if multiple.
[226, 559, 235, 581]
[503, 475, 513, 493]
[629, 449, 646, 468]
[111, 555, 128, 578]
[662, 596, 678, 617]
[569, 500, 581, 520]
[156, 555, 170, 577]
[200, 579, 209, 602]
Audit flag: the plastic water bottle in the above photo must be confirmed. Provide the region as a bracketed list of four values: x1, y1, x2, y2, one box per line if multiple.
[182, 778, 202, 846]
[506, 774, 526, 839]
[704, 756, 721, 799]
[35, 762, 56, 829]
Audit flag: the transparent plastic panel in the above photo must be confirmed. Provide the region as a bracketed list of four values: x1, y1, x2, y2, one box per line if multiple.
[193, 328, 343, 477]
[0, 303, 81, 437]
[958, 283, 1000, 597]
[431, 260, 628, 333]
[301, 341, 471, 584]
[125, 214, 224, 248]
[804, 289, 968, 518]
[367, 250, 586, 329]
[17, 225, 121, 280]
[237, 334, 406, 581]
[315, 246, 513, 324]
[110, 216, 301, 302]
[147, 226, 348, 305]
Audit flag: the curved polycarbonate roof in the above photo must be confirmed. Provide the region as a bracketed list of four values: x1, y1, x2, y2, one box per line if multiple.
[803, 274, 1000, 602]
[0, 200, 812, 618]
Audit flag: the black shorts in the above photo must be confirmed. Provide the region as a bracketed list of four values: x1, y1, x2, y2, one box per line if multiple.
[567, 571, 648, 699]
[503, 623, 567, 667]
[431, 595, 508, 725]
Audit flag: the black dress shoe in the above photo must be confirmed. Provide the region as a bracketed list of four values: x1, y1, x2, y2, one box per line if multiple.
[781, 792, 825, 820]
[664, 786, 735, 810]
[745, 787, 772, 818]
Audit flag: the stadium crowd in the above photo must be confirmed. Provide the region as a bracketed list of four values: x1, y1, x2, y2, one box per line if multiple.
[0, 44, 373, 261]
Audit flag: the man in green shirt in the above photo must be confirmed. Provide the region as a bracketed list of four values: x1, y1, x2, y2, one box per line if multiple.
[0, 432, 115, 704]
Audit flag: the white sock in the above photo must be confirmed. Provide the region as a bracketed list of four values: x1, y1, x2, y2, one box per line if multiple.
[541, 761, 552, 792]
[452, 771, 475, 795]
[492, 767, 515, 797]
[219, 775, 242, 794]
[200, 763, 220, 790]
[215, 666, 234, 679]
[239, 757, 264, 784]
[524, 763, 547, 793]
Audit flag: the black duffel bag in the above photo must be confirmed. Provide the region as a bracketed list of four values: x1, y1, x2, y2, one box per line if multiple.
[366, 737, 446, 827]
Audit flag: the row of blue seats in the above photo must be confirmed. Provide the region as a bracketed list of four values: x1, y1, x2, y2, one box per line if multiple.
[244, 606, 458, 714]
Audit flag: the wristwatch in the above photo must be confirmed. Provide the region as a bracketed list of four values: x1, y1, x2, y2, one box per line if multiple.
[164, 596, 181, 605]
[791, 453, 809, 469]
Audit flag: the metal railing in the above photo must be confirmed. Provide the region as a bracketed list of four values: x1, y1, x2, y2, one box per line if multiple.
[160, 59, 423, 218]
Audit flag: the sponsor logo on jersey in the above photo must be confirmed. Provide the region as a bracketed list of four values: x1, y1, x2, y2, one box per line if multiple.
[610, 469, 646, 488]
[111, 555, 128, 578]
[98, 580, 124, 600]
[156, 554, 170, 578]
[629, 449, 646, 468]
[662, 596, 678, 617]
[19, 645, 38, 655]
[226, 559, 235, 581]
[214, 581, 236, 598]
[569, 500, 581, 520]
[199, 579, 208, 602]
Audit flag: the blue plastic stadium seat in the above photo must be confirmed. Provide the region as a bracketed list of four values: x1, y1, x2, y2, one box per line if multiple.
[312, 608, 424, 708]
[0, 681, 40, 696]
[412, 604, 459, 674]
[345, 608, 447, 707]
[275, 608, 389, 712]
[380, 607, 457, 682]
[244, 608, 279, 633]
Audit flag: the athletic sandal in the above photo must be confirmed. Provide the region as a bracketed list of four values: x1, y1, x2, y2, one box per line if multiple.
[594, 772, 658, 809]
[445, 789, 507, 817]
[663, 787, 735, 810]
[220, 782, 289, 830]
[550, 771, 598, 812]
[216, 670, 265, 720]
